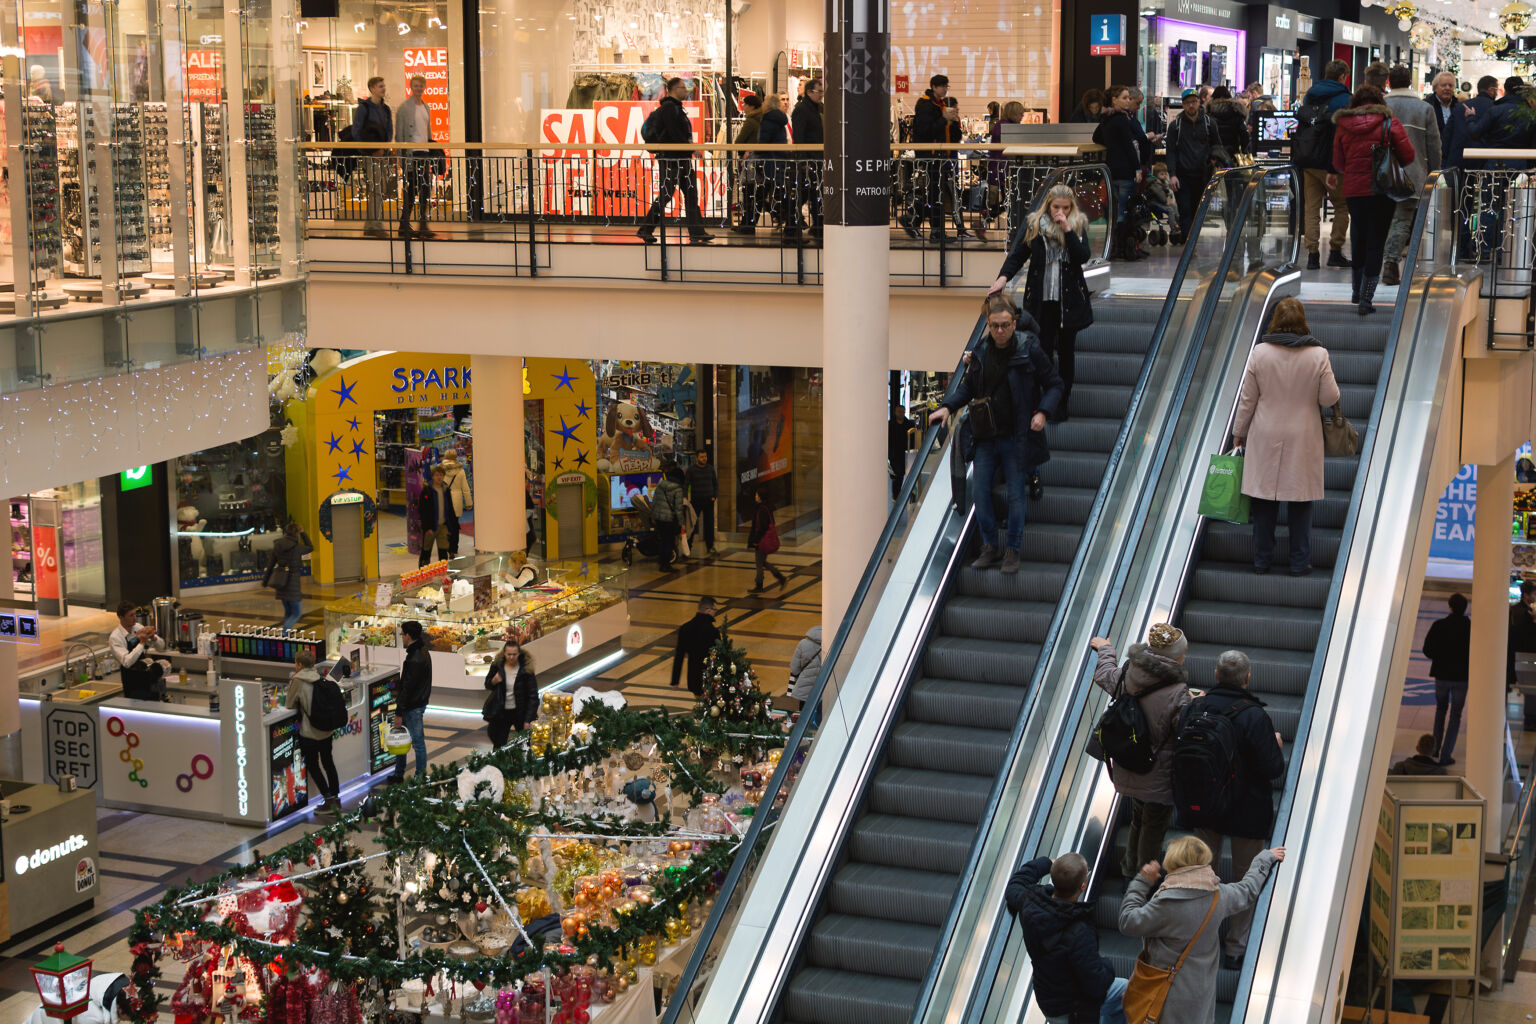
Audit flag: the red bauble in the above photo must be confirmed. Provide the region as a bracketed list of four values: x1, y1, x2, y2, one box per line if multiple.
[475, 900, 488, 913]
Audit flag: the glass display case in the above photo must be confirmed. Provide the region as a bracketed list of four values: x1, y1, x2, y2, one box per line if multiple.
[325, 555, 629, 685]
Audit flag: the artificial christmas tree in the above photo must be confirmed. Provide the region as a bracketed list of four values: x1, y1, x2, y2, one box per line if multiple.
[296, 838, 384, 955]
[695, 627, 774, 725]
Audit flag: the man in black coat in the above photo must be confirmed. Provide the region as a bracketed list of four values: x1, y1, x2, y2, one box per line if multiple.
[389, 620, 432, 782]
[417, 466, 458, 566]
[1422, 592, 1471, 765]
[670, 597, 720, 695]
[1179, 649, 1285, 968]
[636, 77, 714, 245]
[1391, 733, 1448, 776]
[787, 79, 825, 240]
[907, 74, 964, 241]
[1163, 88, 1218, 242]
[685, 450, 719, 556]
[1426, 71, 1476, 169]
[1509, 581, 1536, 688]
[1005, 852, 1124, 1023]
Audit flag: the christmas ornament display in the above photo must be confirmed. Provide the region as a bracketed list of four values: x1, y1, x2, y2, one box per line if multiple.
[1503, 1, 1533, 36]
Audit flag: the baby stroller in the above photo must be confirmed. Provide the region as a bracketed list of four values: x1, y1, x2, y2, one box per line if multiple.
[620, 494, 659, 567]
[1113, 187, 1156, 261]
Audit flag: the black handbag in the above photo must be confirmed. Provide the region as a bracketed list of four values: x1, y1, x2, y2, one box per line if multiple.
[263, 563, 290, 590]
[1372, 117, 1414, 201]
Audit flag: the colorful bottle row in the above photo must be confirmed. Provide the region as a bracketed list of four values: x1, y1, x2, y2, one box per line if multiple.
[217, 627, 322, 663]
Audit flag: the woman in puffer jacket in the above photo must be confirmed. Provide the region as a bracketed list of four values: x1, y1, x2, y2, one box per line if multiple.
[1329, 86, 1415, 315]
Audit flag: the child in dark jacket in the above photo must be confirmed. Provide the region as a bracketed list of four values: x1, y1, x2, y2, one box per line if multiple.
[1006, 853, 1128, 1024]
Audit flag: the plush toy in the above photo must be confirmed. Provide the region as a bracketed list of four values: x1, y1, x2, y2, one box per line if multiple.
[307, 349, 343, 377]
[177, 504, 209, 576]
[596, 400, 653, 473]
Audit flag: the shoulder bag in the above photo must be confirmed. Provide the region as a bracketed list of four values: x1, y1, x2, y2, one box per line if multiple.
[1372, 117, 1414, 201]
[1322, 403, 1360, 457]
[758, 513, 781, 556]
[1122, 892, 1219, 1024]
[264, 562, 290, 590]
[966, 355, 1013, 441]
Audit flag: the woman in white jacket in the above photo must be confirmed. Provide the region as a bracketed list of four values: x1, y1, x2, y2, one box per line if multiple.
[439, 450, 473, 557]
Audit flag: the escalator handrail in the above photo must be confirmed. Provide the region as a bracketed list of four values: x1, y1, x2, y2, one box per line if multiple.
[1230, 167, 1460, 1016]
[911, 163, 1277, 1021]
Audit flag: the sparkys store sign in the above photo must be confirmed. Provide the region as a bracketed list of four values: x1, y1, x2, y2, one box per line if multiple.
[539, 101, 724, 216]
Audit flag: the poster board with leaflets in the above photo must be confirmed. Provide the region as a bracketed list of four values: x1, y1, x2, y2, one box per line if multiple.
[1381, 776, 1485, 991]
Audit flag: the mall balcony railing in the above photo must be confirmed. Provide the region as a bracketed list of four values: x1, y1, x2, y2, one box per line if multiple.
[299, 141, 1102, 285]
[1456, 153, 1536, 350]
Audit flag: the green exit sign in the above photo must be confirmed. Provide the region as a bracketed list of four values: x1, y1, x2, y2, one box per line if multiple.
[120, 465, 152, 491]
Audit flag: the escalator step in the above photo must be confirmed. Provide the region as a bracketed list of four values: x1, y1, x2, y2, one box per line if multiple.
[941, 596, 1057, 642]
[1200, 522, 1343, 568]
[847, 814, 977, 874]
[780, 967, 923, 1024]
[907, 678, 1029, 728]
[1069, 383, 1141, 421]
[1029, 486, 1100, 526]
[955, 562, 1071, 602]
[1180, 600, 1322, 652]
[1326, 349, 1387, 385]
[868, 766, 995, 824]
[1039, 449, 1113, 490]
[826, 863, 959, 926]
[888, 721, 1011, 776]
[924, 636, 1041, 685]
[1072, 351, 1148, 386]
[1190, 564, 1331, 609]
[1047, 418, 1126, 452]
[1014, 522, 1087, 564]
[1185, 642, 1314, 697]
[805, 914, 940, 980]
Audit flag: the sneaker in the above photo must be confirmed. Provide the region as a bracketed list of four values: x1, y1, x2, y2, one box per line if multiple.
[1306, 251, 1320, 270]
[1001, 549, 1021, 574]
[970, 544, 1001, 570]
[1381, 261, 1400, 286]
[1326, 248, 1353, 268]
[1289, 565, 1313, 577]
[748, 583, 765, 594]
[398, 223, 414, 238]
[690, 232, 716, 244]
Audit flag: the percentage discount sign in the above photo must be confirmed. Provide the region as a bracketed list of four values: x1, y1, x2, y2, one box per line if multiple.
[32, 524, 61, 600]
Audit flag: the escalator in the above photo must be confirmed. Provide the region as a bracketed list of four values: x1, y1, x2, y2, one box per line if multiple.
[779, 297, 1162, 1024]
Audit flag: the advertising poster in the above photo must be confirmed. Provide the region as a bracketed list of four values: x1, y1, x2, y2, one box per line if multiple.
[31, 523, 61, 602]
[735, 367, 794, 516]
[1392, 803, 1483, 979]
[539, 101, 719, 217]
[367, 676, 397, 772]
[595, 363, 695, 475]
[185, 49, 223, 103]
[402, 47, 451, 140]
[1429, 464, 1477, 566]
[269, 715, 307, 819]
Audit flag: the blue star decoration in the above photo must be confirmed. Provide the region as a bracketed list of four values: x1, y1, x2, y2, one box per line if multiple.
[347, 415, 361, 432]
[332, 464, 353, 486]
[574, 398, 591, 419]
[553, 456, 565, 470]
[552, 365, 577, 392]
[349, 439, 368, 461]
[553, 415, 580, 450]
[324, 432, 343, 454]
[573, 448, 591, 468]
[330, 375, 358, 407]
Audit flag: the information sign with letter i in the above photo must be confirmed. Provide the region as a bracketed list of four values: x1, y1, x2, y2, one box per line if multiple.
[1090, 15, 1127, 56]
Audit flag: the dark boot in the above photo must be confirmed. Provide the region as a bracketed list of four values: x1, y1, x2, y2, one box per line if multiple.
[1359, 275, 1380, 316]
[970, 544, 1001, 570]
[1306, 251, 1321, 270]
[1381, 260, 1400, 286]
[1327, 247, 1353, 268]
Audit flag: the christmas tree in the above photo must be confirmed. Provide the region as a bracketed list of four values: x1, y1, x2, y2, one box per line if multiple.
[296, 837, 386, 955]
[696, 627, 773, 725]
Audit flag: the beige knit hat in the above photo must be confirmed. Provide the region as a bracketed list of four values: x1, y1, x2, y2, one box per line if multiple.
[1147, 622, 1188, 660]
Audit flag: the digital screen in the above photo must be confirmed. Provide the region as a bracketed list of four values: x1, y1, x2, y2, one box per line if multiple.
[368, 674, 398, 772]
[269, 715, 307, 820]
[610, 473, 662, 511]
[1258, 112, 1298, 141]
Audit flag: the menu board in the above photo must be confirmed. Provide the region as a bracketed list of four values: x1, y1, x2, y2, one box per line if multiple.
[1392, 803, 1483, 978]
[367, 674, 399, 772]
[269, 715, 308, 820]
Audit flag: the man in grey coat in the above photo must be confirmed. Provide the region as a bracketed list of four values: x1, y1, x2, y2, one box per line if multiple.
[1382, 64, 1441, 284]
[394, 74, 437, 239]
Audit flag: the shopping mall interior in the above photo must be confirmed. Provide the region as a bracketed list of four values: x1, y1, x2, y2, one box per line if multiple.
[3, 0, 1536, 1022]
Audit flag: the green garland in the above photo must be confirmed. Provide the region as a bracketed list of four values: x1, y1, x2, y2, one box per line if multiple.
[121, 704, 784, 1022]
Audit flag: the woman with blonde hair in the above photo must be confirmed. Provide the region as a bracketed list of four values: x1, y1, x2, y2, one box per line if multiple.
[988, 183, 1094, 421]
[1118, 836, 1286, 1022]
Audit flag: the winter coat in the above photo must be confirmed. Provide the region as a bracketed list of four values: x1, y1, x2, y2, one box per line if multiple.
[1390, 753, 1447, 776]
[1206, 97, 1250, 160]
[1508, 600, 1536, 687]
[352, 98, 392, 145]
[1422, 610, 1470, 680]
[440, 457, 473, 516]
[648, 95, 695, 152]
[943, 320, 1064, 468]
[791, 97, 824, 145]
[1232, 334, 1341, 502]
[1385, 91, 1441, 192]
[1303, 78, 1352, 118]
[1174, 685, 1285, 839]
[1426, 94, 1475, 169]
[759, 109, 789, 147]
[1164, 111, 1219, 177]
[397, 638, 432, 712]
[270, 532, 312, 601]
[418, 484, 459, 533]
[685, 462, 718, 501]
[911, 90, 960, 152]
[650, 477, 687, 525]
[1092, 641, 1190, 803]
[997, 225, 1095, 331]
[286, 669, 332, 741]
[671, 612, 719, 694]
[748, 502, 778, 547]
[1005, 857, 1114, 1019]
[734, 109, 763, 146]
[1118, 852, 1280, 1024]
[789, 626, 822, 702]
[1468, 90, 1536, 167]
[486, 661, 539, 729]
[1330, 106, 1415, 198]
[1093, 109, 1144, 181]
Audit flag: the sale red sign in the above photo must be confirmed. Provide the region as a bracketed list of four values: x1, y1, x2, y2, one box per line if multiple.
[32, 524, 60, 601]
[185, 49, 222, 103]
[539, 102, 721, 216]
[403, 47, 451, 141]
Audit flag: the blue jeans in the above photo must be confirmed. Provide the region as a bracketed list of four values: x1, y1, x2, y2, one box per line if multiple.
[391, 706, 428, 779]
[1112, 179, 1135, 223]
[1045, 976, 1129, 1024]
[280, 599, 302, 630]
[1433, 679, 1468, 762]
[971, 436, 1030, 551]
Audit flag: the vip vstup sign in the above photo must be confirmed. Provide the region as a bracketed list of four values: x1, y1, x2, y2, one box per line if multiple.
[1090, 14, 1127, 56]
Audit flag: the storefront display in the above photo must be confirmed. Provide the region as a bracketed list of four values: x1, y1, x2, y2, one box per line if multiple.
[595, 361, 698, 539]
[172, 429, 290, 588]
[1143, 0, 1248, 103]
[1248, 7, 1321, 108]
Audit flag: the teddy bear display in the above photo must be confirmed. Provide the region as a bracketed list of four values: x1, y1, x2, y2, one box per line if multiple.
[595, 400, 654, 473]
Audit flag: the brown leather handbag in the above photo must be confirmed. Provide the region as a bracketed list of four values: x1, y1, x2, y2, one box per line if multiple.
[1122, 892, 1219, 1024]
[1322, 403, 1360, 457]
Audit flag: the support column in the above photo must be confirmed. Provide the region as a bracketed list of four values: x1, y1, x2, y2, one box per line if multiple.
[1466, 453, 1514, 851]
[470, 355, 527, 552]
[820, 0, 890, 644]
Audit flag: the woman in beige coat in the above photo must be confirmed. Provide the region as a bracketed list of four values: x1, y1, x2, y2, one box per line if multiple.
[1232, 298, 1340, 576]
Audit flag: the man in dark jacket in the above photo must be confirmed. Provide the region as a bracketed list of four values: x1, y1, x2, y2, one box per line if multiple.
[1423, 592, 1471, 765]
[1179, 649, 1285, 968]
[907, 74, 964, 242]
[389, 620, 432, 782]
[685, 450, 719, 555]
[417, 467, 457, 566]
[670, 597, 719, 695]
[1163, 88, 1218, 242]
[1391, 733, 1449, 776]
[1427, 71, 1476, 169]
[352, 75, 393, 238]
[731, 94, 766, 233]
[1006, 852, 1126, 1024]
[1509, 581, 1536, 689]
[636, 77, 714, 245]
[1300, 60, 1353, 269]
[787, 79, 825, 240]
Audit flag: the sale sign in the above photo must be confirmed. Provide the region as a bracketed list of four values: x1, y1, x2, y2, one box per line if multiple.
[403, 47, 451, 141]
[538, 101, 722, 217]
[185, 49, 222, 103]
[32, 523, 60, 601]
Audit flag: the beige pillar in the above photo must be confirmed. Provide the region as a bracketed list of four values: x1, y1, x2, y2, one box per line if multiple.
[1466, 452, 1514, 851]
[470, 355, 527, 553]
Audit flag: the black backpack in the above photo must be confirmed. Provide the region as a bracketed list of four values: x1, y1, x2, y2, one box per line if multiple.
[1171, 697, 1255, 820]
[306, 675, 348, 732]
[1088, 670, 1164, 775]
[1291, 99, 1336, 170]
[641, 106, 666, 144]
[331, 124, 358, 183]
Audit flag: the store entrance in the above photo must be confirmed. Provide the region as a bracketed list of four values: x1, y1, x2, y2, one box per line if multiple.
[332, 501, 365, 582]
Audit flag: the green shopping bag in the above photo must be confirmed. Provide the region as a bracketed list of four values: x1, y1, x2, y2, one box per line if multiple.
[1198, 450, 1250, 524]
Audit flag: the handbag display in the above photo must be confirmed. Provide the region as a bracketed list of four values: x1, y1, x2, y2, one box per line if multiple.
[1372, 117, 1414, 201]
[1122, 892, 1219, 1024]
[1322, 403, 1361, 457]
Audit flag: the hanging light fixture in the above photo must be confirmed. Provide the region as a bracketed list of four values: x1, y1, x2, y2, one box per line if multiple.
[1501, 1, 1533, 34]
[1385, 0, 1418, 31]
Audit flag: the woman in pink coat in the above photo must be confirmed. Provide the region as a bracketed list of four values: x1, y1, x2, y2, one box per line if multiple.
[1232, 298, 1341, 576]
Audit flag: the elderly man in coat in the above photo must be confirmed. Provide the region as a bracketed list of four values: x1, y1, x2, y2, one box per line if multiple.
[1382, 64, 1442, 285]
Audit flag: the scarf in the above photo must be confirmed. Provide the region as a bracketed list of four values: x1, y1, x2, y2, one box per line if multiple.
[1261, 331, 1320, 348]
[1041, 234, 1065, 302]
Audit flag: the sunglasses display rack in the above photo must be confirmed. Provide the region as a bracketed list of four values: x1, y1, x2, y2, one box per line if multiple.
[56, 102, 151, 277]
[143, 101, 173, 250]
[244, 104, 280, 257]
[18, 103, 62, 281]
[200, 104, 229, 260]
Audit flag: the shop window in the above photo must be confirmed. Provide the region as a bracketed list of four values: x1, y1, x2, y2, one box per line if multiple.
[173, 429, 291, 587]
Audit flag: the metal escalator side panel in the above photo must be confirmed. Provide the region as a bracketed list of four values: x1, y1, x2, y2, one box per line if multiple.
[682, 446, 968, 1024]
[1240, 268, 1475, 1023]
